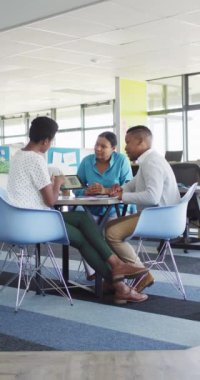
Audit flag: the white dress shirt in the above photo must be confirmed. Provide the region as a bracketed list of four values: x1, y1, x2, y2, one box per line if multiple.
[122, 149, 180, 210]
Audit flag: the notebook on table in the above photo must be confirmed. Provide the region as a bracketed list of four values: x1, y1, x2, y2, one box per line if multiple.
[61, 175, 84, 190]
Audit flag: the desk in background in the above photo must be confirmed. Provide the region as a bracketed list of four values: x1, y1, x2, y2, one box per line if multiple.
[169, 162, 200, 252]
[171, 186, 200, 251]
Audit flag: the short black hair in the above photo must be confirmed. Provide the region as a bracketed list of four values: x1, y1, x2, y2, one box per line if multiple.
[29, 116, 59, 143]
[98, 131, 117, 147]
[127, 125, 152, 138]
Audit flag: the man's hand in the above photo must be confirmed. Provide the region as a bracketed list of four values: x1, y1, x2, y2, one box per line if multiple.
[109, 184, 123, 199]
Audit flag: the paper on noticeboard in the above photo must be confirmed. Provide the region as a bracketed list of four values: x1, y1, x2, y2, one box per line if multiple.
[51, 151, 77, 175]
[63, 151, 76, 165]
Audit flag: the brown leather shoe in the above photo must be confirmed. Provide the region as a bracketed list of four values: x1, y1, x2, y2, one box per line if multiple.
[134, 272, 154, 293]
[114, 288, 148, 304]
[112, 264, 148, 282]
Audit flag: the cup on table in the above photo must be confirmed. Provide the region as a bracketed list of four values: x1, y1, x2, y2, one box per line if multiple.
[61, 189, 71, 196]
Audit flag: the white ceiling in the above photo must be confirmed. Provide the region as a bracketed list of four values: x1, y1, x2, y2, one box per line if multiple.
[1, 0, 200, 115]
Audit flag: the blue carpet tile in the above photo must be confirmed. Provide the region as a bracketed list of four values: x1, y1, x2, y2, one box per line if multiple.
[0, 305, 187, 351]
[0, 246, 200, 351]
[0, 332, 54, 351]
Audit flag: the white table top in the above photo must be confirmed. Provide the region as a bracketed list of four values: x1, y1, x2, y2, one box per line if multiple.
[56, 195, 121, 206]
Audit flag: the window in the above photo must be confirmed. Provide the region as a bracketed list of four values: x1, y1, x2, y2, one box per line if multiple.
[4, 136, 27, 144]
[84, 128, 113, 149]
[55, 130, 82, 148]
[3, 116, 27, 145]
[148, 76, 182, 111]
[166, 113, 183, 151]
[55, 101, 115, 148]
[28, 110, 52, 122]
[147, 82, 164, 111]
[0, 102, 115, 149]
[56, 106, 81, 130]
[148, 75, 187, 159]
[84, 102, 114, 129]
[187, 110, 200, 160]
[148, 116, 166, 155]
[165, 77, 182, 109]
[0, 119, 3, 144]
[188, 74, 200, 105]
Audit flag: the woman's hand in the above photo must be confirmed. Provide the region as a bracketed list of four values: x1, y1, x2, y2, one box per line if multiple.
[85, 182, 106, 195]
[41, 175, 66, 207]
[52, 175, 65, 187]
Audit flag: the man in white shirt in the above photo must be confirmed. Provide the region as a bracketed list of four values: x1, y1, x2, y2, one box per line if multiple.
[105, 125, 180, 293]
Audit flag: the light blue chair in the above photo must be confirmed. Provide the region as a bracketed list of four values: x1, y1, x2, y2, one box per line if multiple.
[0, 188, 73, 311]
[127, 183, 198, 299]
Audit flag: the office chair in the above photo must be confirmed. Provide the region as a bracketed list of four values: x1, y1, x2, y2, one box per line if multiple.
[127, 183, 198, 299]
[170, 162, 200, 186]
[170, 162, 200, 245]
[0, 188, 73, 311]
[165, 150, 183, 162]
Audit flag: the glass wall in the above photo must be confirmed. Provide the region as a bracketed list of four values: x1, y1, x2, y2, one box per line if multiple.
[148, 115, 166, 155]
[167, 112, 183, 151]
[56, 106, 82, 148]
[0, 118, 3, 145]
[148, 76, 182, 112]
[188, 74, 200, 106]
[83, 101, 114, 148]
[187, 110, 200, 160]
[148, 74, 200, 161]
[55, 100, 115, 149]
[1, 74, 200, 162]
[84, 102, 114, 128]
[0, 100, 115, 149]
[3, 115, 27, 145]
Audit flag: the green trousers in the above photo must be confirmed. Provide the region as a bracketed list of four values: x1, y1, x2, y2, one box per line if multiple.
[62, 211, 112, 279]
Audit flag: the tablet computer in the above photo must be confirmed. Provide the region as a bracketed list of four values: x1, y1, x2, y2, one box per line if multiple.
[61, 175, 84, 189]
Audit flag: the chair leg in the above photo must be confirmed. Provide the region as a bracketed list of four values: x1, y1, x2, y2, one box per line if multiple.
[1, 244, 73, 311]
[136, 240, 186, 299]
[15, 247, 33, 312]
[167, 243, 186, 299]
[155, 241, 186, 298]
[35, 244, 73, 305]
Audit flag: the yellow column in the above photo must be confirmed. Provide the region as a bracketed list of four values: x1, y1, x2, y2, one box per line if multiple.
[116, 78, 147, 151]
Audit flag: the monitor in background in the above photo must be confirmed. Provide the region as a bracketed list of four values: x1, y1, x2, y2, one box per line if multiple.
[165, 150, 183, 162]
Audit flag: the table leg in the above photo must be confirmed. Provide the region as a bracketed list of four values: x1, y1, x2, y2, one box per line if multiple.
[35, 244, 42, 295]
[62, 244, 69, 283]
[95, 273, 103, 298]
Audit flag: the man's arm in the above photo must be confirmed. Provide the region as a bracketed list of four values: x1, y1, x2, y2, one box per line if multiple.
[122, 162, 163, 206]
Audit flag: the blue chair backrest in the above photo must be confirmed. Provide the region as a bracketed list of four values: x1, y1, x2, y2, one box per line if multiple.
[130, 182, 198, 240]
[0, 187, 69, 246]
